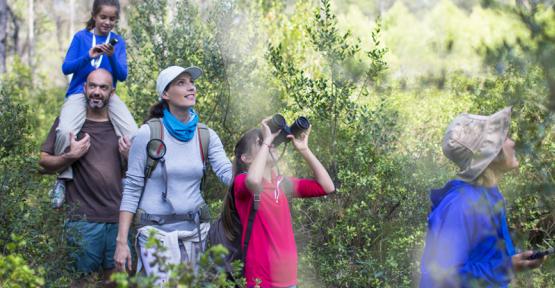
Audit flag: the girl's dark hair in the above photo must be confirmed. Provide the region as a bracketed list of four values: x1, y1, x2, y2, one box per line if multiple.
[86, 0, 120, 30]
[221, 128, 262, 241]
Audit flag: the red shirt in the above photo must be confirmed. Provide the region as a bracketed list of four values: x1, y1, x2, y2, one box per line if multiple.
[234, 173, 328, 288]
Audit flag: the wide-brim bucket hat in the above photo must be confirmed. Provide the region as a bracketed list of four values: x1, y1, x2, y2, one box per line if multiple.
[442, 107, 512, 181]
[156, 65, 203, 100]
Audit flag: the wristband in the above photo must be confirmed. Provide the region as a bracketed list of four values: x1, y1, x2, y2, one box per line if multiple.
[263, 142, 273, 148]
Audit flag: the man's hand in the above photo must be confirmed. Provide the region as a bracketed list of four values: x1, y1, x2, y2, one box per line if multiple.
[118, 136, 131, 160]
[512, 250, 546, 272]
[64, 132, 90, 160]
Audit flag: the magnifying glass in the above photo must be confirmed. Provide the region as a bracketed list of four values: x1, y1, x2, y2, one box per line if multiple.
[146, 139, 166, 160]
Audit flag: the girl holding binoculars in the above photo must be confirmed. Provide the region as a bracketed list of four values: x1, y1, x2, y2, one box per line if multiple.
[222, 116, 335, 288]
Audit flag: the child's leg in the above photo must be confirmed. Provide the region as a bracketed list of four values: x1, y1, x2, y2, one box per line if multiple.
[108, 94, 138, 139]
[55, 93, 87, 179]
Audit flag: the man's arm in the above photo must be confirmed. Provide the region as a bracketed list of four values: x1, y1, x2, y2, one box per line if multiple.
[39, 132, 91, 173]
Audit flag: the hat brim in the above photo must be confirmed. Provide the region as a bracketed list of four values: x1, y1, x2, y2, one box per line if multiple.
[180, 66, 202, 81]
[168, 66, 203, 87]
[457, 107, 512, 181]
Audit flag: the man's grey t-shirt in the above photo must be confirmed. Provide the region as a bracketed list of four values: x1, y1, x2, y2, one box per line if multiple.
[42, 118, 123, 222]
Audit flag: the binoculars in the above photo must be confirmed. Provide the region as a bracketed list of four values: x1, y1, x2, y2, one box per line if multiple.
[266, 114, 310, 147]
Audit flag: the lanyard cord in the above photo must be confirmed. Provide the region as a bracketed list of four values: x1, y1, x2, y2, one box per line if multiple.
[160, 158, 176, 213]
[269, 149, 281, 177]
[91, 28, 111, 68]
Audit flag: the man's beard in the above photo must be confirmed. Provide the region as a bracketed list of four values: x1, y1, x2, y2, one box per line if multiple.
[86, 94, 108, 109]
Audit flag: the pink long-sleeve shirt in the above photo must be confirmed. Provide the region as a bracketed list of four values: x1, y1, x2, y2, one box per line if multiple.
[234, 173, 328, 288]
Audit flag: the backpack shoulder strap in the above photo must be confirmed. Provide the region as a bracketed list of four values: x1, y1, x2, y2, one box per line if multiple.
[134, 118, 164, 225]
[197, 123, 211, 195]
[226, 172, 260, 261]
[197, 122, 210, 166]
[242, 201, 257, 262]
[144, 118, 163, 180]
[242, 185, 261, 260]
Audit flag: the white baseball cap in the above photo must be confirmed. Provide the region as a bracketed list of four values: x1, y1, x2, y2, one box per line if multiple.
[156, 65, 203, 100]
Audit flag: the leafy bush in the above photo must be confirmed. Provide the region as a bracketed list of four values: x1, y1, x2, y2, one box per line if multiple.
[0, 235, 44, 288]
[0, 63, 75, 286]
[111, 232, 243, 288]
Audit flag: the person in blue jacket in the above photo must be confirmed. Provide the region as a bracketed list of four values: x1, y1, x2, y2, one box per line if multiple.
[420, 107, 546, 287]
[51, 0, 137, 202]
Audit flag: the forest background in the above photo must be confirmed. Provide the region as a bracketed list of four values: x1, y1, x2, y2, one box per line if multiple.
[1, 0, 555, 287]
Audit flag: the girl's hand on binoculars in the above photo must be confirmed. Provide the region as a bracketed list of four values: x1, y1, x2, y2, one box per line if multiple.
[260, 117, 280, 144]
[287, 126, 311, 153]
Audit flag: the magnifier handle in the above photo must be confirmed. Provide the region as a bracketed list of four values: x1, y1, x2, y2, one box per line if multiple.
[160, 158, 168, 200]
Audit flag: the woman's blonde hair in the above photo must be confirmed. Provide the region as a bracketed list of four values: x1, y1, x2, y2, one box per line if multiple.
[472, 149, 506, 187]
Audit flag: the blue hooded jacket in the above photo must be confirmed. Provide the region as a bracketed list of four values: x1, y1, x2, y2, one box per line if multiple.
[420, 180, 516, 288]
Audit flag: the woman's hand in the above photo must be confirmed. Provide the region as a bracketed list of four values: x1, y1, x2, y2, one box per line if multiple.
[260, 116, 280, 146]
[287, 126, 311, 153]
[114, 241, 132, 273]
[512, 251, 546, 272]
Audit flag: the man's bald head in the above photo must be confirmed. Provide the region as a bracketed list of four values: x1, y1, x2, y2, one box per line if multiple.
[87, 68, 114, 86]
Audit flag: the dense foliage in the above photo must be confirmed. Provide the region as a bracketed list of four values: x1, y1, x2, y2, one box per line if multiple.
[1, 0, 555, 287]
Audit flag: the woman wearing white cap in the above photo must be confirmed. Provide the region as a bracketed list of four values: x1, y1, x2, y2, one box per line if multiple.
[420, 107, 546, 287]
[113, 65, 232, 282]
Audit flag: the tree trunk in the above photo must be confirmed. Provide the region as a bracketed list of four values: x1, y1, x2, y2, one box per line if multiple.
[28, 0, 34, 77]
[69, 0, 74, 39]
[7, 6, 19, 57]
[0, 0, 7, 73]
[168, 0, 176, 23]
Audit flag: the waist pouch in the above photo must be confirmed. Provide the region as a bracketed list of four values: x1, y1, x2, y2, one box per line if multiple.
[133, 204, 211, 226]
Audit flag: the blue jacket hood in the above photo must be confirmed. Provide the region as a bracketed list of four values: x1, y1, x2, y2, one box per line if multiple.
[429, 179, 468, 211]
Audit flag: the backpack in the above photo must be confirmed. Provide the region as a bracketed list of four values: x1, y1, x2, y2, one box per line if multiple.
[207, 183, 258, 277]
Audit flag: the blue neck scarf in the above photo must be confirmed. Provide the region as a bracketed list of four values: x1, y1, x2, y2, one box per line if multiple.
[162, 107, 199, 142]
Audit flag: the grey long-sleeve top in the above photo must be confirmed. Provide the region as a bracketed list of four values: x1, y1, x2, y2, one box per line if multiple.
[120, 122, 232, 231]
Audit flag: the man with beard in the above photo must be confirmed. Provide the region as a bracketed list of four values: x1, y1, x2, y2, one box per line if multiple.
[39, 68, 133, 283]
